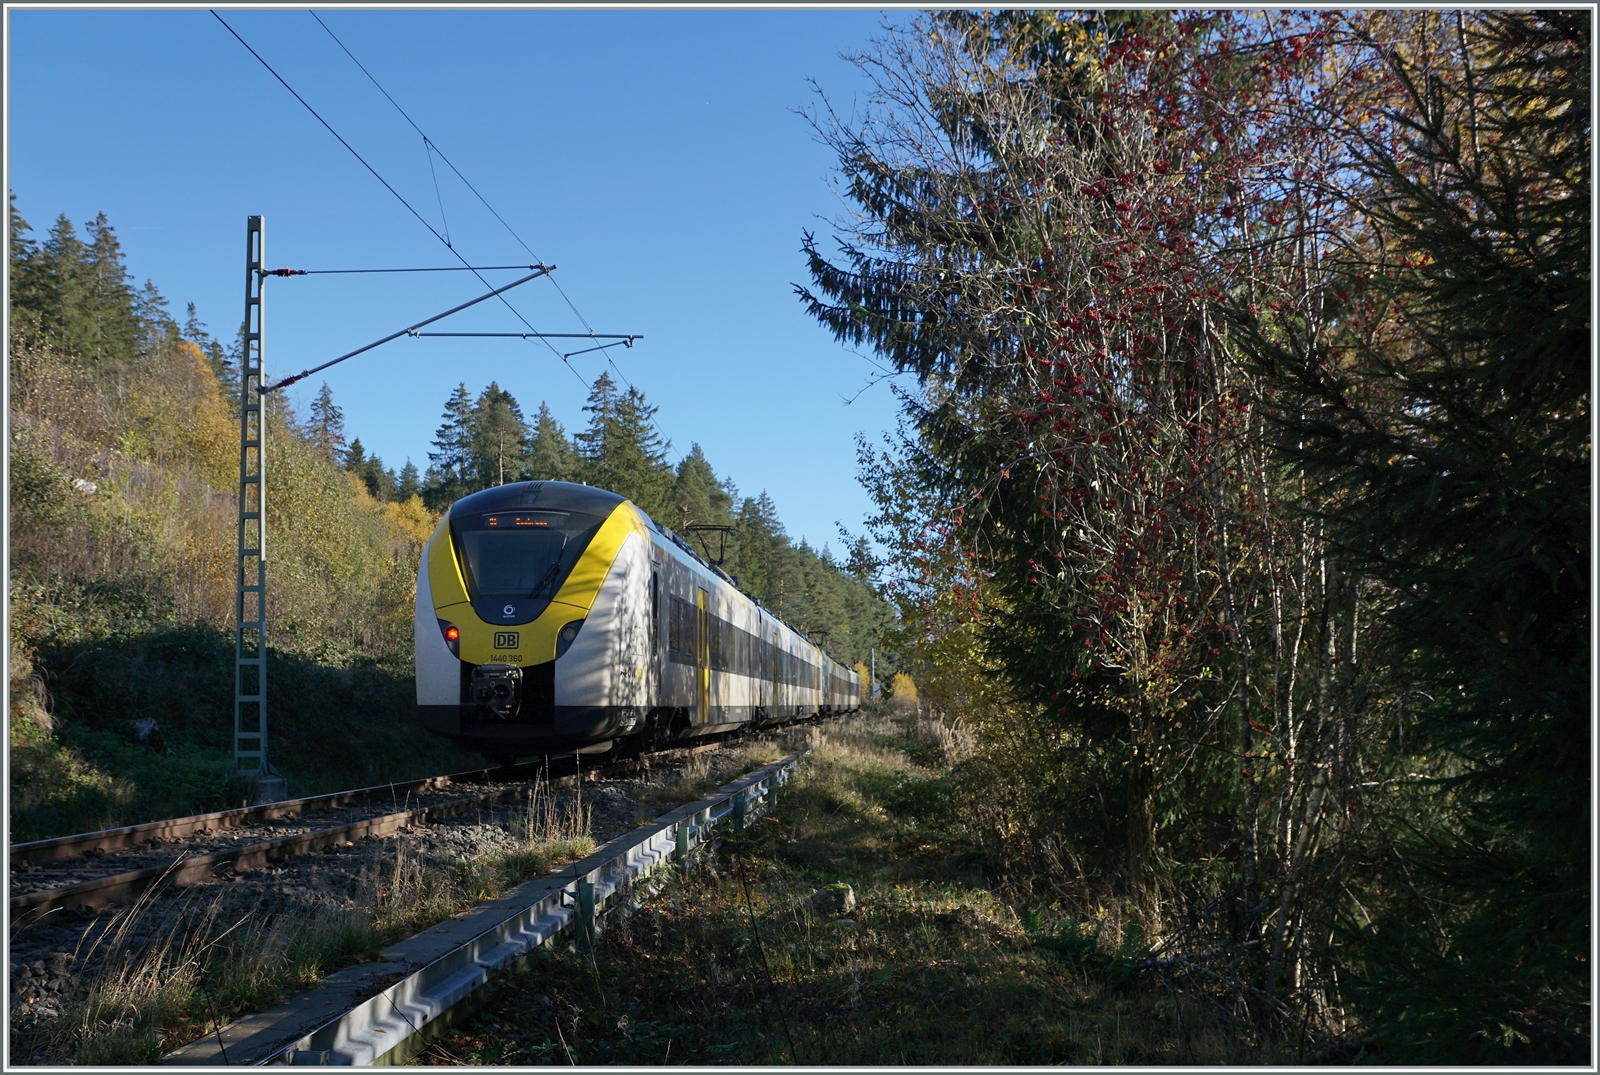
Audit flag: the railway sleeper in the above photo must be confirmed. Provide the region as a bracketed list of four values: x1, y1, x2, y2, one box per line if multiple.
[161, 751, 805, 1067]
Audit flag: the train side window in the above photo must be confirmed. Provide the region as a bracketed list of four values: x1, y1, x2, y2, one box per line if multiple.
[650, 572, 659, 655]
[668, 595, 696, 664]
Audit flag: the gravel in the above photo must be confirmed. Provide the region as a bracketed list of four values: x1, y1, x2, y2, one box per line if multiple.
[6, 734, 800, 1041]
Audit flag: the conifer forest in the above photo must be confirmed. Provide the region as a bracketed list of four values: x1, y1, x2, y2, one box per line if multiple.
[6, 8, 1590, 1065]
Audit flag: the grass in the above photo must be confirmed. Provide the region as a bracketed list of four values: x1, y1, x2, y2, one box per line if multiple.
[634, 740, 790, 807]
[15, 778, 594, 1065]
[415, 711, 1297, 1065]
[8, 620, 488, 842]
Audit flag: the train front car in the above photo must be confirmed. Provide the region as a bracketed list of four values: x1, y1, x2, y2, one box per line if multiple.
[415, 481, 653, 763]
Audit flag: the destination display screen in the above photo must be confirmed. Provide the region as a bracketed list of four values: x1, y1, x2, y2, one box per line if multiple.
[453, 510, 604, 599]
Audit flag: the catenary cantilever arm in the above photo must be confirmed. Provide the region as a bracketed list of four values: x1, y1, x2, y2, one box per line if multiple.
[258, 266, 552, 393]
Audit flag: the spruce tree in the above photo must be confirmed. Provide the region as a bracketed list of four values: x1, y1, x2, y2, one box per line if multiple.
[344, 437, 367, 473]
[360, 456, 396, 502]
[396, 460, 422, 502]
[83, 213, 140, 369]
[669, 443, 734, 532]
[33, 214, 93, 355]
[8, 190, 35, 267]
[469, 381, 528, 488]
[1232, 11, 1589, 1061]
[575, 372, 673, 517]
[134, 279, 181, 358]
[184, 301, 235, 384]
[526, 402, 579, 482]
[8, 191, 42, 329]
[425, 382, 475, 509]
[305, 382, 347, 463]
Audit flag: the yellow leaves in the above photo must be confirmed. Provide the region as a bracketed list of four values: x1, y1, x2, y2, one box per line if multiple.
[380, 495, 437, 548]
[889, 672, 920, 708]
[117, 340, 235, 490]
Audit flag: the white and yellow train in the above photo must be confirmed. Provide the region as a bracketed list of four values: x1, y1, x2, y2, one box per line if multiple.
[415, 480, 861, 763]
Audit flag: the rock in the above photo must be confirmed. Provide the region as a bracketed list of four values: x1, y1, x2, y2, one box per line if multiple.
[810, 883, 856, 915]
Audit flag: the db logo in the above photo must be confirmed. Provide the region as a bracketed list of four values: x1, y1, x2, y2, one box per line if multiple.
[494, 631, 520, 649]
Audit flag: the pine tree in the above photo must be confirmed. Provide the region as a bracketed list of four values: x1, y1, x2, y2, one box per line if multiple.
[525, 402, 579, 482]
[305, 382, 346, 462]
[344, 437, 367, 473]
[469, 382, 529, 488]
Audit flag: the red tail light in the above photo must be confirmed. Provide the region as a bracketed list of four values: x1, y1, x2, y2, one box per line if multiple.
[437, 619, 461, 657]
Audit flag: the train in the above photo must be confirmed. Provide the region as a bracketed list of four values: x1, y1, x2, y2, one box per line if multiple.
[415, 480, 862, 764]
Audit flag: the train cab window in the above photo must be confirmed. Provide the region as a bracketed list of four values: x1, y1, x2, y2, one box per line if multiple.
[453, 510, 603, 598]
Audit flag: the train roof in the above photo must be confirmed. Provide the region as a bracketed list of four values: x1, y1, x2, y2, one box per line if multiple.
[448, 480, 626, 520]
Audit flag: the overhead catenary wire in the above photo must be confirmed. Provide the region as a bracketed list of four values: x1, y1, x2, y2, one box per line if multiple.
[310, 11, 674, 448]
[210, 10, 590, 389]
[310, 12, 675, 454]
[424, 139, 453, 247]
[310, 10, 598, 336]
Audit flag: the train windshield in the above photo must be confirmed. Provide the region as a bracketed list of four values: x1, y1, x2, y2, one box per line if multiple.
[453, 510, 605, 598]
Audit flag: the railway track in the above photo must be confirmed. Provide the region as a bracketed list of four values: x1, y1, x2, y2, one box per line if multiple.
[8, 741, 728, 919]
[163, 750, 809, 1066]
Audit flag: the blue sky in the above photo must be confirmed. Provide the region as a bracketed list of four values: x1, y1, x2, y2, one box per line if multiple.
[6, 7, 912, 552]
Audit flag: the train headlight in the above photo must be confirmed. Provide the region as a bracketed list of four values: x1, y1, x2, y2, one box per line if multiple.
[556, 619, 585, 659]
[438, 619, 461, 657]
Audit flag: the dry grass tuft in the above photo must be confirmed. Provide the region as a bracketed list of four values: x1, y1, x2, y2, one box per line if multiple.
[635, 741, 787, 806]
[17, 776, 596, 1065]
[420, 711, 1302, 1066]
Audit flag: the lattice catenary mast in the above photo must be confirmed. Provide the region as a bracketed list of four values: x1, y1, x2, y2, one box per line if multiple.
[233, 217, 285, 802]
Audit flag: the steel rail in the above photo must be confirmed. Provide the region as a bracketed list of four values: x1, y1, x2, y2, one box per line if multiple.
[10, 782, 534, 916]
[8, 735, 751, 866]
[160, 750, 807, 1066]
[4, 716, 839, 919]
[11, 772, 465, 865]
[6, 742, 744, 916]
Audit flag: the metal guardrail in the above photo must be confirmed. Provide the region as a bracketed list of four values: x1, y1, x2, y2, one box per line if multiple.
[162, 749, 807, 1067]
